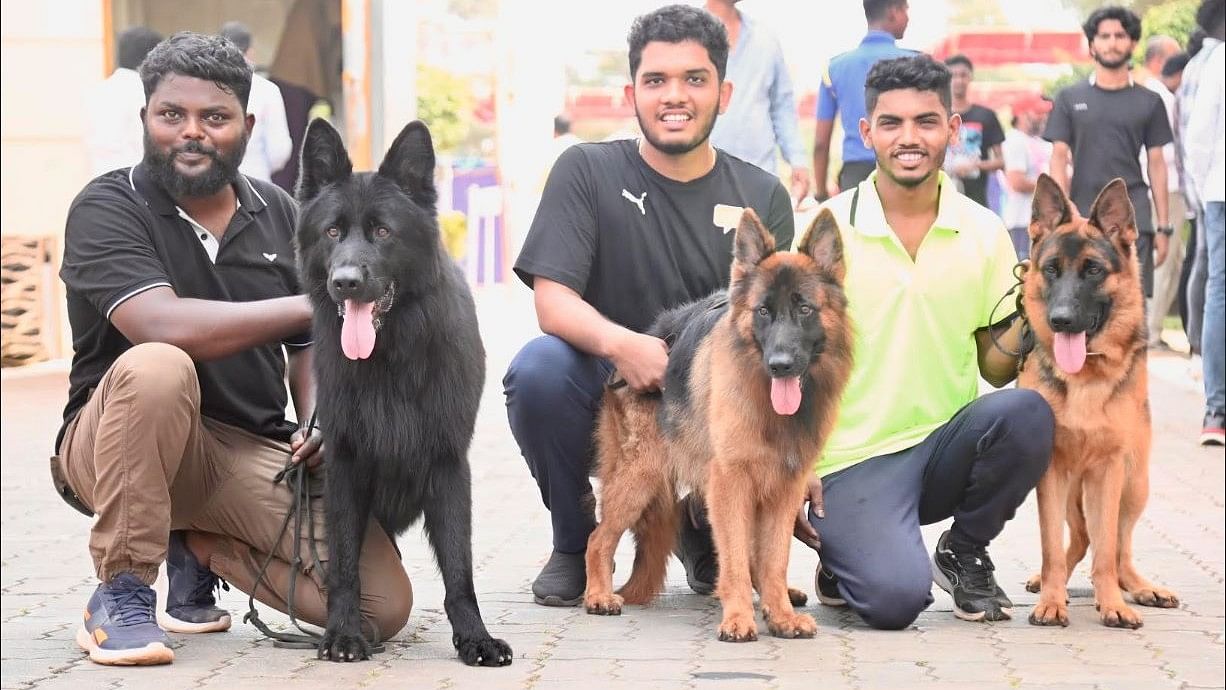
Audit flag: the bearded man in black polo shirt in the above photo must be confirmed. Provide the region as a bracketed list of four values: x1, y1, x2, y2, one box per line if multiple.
[55, 32, 411, 666]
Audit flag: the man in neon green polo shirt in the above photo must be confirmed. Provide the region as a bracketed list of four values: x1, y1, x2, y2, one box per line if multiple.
[790, 55, 1055, 628]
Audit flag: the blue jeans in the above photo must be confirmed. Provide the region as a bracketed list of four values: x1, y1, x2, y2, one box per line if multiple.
[1203, 201, 1225, 415]
[809, 389, 1054, 630]
[503, 336, 612, 554]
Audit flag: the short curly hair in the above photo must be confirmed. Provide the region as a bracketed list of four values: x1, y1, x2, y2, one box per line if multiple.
[1083, 6, 1142, 44]
[864, 54, 952, 115]
[139, 31, 252, 109]
[627, 4, 729, 81]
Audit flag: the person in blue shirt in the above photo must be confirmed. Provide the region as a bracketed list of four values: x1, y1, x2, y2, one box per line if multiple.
[707, 0, 810, 202]
[812, 0, 913, 201]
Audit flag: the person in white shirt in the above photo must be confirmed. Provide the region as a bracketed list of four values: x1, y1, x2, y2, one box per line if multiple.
[219, 22, 292, 182]
[1001, 95, 1053, 260]
[87, 27, 162, 176]
[1139, 34, 1186, 348]
[1183, 0, 1225, 445]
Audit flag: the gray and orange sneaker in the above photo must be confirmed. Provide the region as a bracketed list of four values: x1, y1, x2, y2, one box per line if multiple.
[77, 572, 174, 665]
[160, 530, 231, 633]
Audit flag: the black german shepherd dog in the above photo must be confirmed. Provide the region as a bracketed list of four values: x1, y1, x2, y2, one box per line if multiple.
[295, 119, 512, 666]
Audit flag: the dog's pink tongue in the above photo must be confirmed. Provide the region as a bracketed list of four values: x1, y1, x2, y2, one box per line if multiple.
[770, 377, 803, 416]
[1053, 331, 1087, 374]
[341, 300, 377, 360]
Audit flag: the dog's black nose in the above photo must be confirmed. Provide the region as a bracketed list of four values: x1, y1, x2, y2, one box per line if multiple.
[768, 353, 798, 378]
[1048, 307, 1076, 332]
[330, 266, 364, 297]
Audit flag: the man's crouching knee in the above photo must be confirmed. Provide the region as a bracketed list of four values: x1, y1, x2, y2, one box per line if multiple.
[362, 569, 413, 642]
[853, 578, 933, 631]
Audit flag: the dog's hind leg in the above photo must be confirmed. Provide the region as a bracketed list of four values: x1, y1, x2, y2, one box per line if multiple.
[422, 457, 513, 666]
[320, 457, 375, 662]
[1116, 455, 1179, 609]
[1063, 477, 1090, 575]
[583, 460, 660, 613]
[619, 489, 679, 606]
[1029, 468, 1072, 626]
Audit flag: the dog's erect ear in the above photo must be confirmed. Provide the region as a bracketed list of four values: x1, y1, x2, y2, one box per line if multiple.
[378, 120, 438, 208]
[732, 208, 775, 268]
[797, 208, 845, 282]
[1030, 173, 1072, 244]
[296, 118, 352, 202]
[1088, 177, 1137, 248]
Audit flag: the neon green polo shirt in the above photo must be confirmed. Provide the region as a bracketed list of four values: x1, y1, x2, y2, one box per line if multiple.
[811, 171, 1019, 477]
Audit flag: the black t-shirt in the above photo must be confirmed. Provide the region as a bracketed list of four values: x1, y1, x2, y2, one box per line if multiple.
[515, 140, 794, 333]
[1044, 80, 1173, 231]
[57, 165, 310, 449]
[950, 104, 1005, 207]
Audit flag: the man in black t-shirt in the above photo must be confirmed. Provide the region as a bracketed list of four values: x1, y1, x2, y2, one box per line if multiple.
[944, 54, 1005, 209]
[1046, 6, 1174, 296]
[55, 33, 410, 666]
[504, 4, 794, 607]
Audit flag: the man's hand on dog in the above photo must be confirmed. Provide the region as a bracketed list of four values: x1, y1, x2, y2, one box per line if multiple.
[793, 475, 825, 551]
[611, 331, 669, 392]
[290, 427, 325, 470]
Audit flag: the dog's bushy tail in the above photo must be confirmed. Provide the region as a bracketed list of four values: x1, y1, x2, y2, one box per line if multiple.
[620, 491, 678, 605]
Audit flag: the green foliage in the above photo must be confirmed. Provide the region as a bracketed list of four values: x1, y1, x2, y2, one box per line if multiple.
[1043, 64, 1094, 98]
[416, 65, 473, 154]
[1139, 0, 1199, 54]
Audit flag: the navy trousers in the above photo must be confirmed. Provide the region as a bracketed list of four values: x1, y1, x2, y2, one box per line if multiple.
[503, 335, 612, 554]
[810, 389, 1054, 630]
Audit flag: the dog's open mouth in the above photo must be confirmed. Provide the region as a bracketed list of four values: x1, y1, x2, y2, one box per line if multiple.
[1050, 307, 1107, 375]
[336, 281, 396, 360]
[770, 376, 803, 416]
[1052, 331, 1087, 374]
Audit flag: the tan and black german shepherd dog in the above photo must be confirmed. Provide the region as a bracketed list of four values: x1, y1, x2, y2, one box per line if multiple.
[1021, 174, 1179, 629]
[583, 208, 853, 642]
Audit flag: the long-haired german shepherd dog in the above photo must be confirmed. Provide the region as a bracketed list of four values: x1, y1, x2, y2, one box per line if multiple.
[1021, 174, 1179, 629]
[583, 208, 853, 642]
[295, 119, 512, 665]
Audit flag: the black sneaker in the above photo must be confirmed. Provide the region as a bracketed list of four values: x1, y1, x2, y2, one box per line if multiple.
[160, 531, 231, 633]
[931, 530, 1013, 622]
[674, 495, 717, 595]
[532, 550, 586, 607]
[814, 563, 847, 607]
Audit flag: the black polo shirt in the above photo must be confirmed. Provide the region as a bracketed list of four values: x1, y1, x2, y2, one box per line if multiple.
[57, 164, 310, 450]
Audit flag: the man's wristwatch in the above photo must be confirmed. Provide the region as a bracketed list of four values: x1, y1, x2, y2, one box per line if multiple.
[1157, 225, 1175, 236]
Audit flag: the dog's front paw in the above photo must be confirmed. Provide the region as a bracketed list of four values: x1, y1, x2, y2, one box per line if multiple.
[1028, 598, 1069, 627]
[766, 610, 817, 639]
[717, 610, 758, 642]
[1097, 600, 1143, 629]
[1131, 586, 1179, 608]
[1025, 573, 1041, 593]
[318, 624, 372, 662]
[454, 635, 513, 666]
[584, 592, 624, 616]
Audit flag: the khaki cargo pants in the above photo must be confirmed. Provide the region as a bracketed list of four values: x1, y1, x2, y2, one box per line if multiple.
[55, 342, 412, 640]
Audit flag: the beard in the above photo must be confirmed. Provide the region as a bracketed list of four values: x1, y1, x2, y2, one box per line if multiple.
[142, 129, 248, 199]
[1092, 49, 1132, 70]
[876, 144, 947, 189]
[635, 105, 719, 156]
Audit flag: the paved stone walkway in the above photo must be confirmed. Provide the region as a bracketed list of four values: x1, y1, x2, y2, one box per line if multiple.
[2, 285, 1222, 689]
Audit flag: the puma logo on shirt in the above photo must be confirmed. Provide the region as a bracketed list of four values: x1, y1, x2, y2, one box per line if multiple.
[262, 252, 278, 262]
[621, 189, 647, 215]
